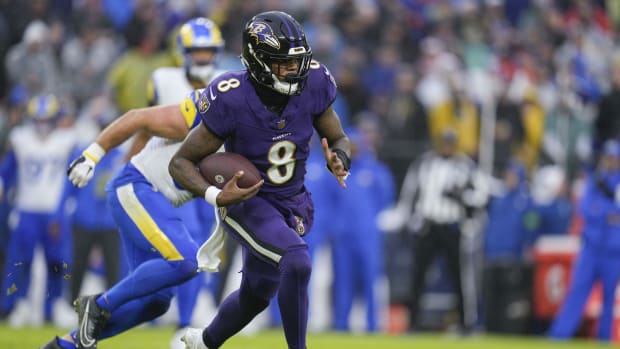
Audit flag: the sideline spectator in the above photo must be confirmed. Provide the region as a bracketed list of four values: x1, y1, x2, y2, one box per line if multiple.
[5, 20, 63, 96]
[61, 16, 118, 108]
[378, 65, 430, 192]
[549, 140, 620, 341]
[105, 2, 173, 112]
[529, 165, 573, 239]
[594, 59, 620, 149]
[482, 160, 535, 334]
[331, 124, 395, 332]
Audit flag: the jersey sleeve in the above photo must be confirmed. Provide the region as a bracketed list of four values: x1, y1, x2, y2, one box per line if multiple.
[309, 61, 338, 117]
[179, 89, 205, 129]
[196, 83, 236, 139]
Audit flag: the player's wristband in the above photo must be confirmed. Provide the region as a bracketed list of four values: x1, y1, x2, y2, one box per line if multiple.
[204, 185, 222, 206]
[329, 148, 351, 172]
[83, 143, 106, 164]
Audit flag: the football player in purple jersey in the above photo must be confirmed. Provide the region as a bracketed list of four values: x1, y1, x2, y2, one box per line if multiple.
[169, 11, 350, 349]
[41, 10, 349, 349]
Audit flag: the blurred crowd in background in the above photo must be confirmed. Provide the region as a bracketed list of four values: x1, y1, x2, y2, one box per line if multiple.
[2, 0, 620, 342]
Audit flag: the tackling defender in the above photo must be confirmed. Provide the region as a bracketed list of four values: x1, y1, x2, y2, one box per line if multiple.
[169, 11, 350, 349]
[39, 18, 243, 349]
[146, 18, 224, 349]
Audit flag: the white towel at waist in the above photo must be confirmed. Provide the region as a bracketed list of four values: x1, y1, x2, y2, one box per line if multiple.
[196, 206, 226, 272]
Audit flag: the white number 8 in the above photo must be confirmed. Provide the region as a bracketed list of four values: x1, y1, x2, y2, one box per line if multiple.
[267, 140, 297, 184]
[217, 78, 240, 93]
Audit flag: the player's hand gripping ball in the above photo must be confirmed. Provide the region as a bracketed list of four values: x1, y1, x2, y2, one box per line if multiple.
[198, 152, 262, 189]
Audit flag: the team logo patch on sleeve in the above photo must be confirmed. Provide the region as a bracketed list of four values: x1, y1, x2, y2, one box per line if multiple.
[198, 93, 210, 114]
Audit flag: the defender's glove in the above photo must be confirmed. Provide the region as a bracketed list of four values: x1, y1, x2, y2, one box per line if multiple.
[67, 143, 106, 188]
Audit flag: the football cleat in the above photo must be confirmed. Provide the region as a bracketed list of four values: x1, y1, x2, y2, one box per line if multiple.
[170, 327, 189, 349]
[39, 337, 63, 349]
[181, 328, 208, 349]
[73, 295, 111, 349]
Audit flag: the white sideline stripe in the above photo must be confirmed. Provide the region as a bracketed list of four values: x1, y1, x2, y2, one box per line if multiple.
[223, 216, 282, 263]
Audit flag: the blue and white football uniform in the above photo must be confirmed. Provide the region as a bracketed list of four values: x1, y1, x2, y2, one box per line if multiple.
[0, 120, 77, 321]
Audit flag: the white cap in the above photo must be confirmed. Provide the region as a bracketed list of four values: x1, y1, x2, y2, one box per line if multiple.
[532, 165, 566, 204]
[23, 20, 49, 45]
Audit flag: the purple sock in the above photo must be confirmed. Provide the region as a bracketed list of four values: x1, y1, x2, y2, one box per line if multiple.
[205, 288, 271, 348]
[277, 249, 311, 349]
[205, 249, 310, 349]
[206, 256, 280, 348]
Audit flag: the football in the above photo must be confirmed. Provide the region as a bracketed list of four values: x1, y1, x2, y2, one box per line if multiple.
[197, 152, 262, 189]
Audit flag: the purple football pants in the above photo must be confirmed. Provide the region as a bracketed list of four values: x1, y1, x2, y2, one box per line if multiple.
[203, 191, 314, 349]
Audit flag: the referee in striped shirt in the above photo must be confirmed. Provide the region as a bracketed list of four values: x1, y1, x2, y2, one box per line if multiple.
[387, 129, 487, 333]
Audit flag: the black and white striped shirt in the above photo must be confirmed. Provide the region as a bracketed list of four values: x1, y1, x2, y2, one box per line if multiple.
[397, 151, 488, 225]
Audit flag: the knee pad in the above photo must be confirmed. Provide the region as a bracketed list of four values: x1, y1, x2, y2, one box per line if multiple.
[279, 248, 311, 281]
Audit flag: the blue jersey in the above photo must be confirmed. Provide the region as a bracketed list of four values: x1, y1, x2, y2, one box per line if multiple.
[186, 62, 337, 198]
[579, 172, 620, 252]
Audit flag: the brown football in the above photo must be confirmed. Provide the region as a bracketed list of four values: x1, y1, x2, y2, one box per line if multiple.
[197, 152, 262, 189]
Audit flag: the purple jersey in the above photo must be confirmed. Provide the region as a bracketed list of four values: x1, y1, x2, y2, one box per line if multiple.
[187, 61, 337, 198]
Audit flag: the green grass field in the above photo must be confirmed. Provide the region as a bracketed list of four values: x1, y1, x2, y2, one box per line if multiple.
[1, 325, 614, 349]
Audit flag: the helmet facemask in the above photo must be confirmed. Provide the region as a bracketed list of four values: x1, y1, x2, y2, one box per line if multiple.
[184, 48, 219, 85]
[241, 11, 313, 96]
[244, 44, 312, 95]
[27, 94, 61, 138]
[33, 118, 56, 137]
[176, 18, 224, 87]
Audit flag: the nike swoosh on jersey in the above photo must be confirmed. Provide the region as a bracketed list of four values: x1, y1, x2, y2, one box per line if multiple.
[209, 87, 217, 100]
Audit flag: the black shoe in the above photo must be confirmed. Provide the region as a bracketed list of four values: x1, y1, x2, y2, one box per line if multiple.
[40, 337, 64, 349]
[73, 295, 111, 349]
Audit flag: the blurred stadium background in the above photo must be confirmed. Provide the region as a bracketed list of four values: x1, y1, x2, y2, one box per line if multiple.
[3, 0, 620, 347]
